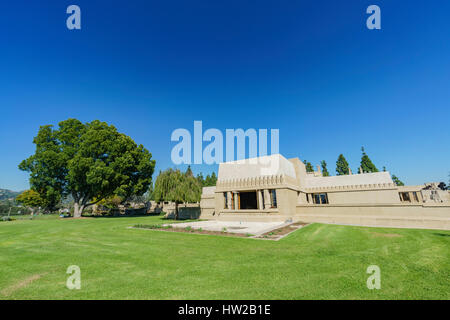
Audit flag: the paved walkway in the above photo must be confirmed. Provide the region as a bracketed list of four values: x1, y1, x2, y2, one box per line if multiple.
[164, 220, 287, 236]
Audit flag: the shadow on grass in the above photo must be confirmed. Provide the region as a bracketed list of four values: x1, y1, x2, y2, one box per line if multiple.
[83, 213, 164, 219]
[433, 233, 450, 237]
[82, 214, 199, 224]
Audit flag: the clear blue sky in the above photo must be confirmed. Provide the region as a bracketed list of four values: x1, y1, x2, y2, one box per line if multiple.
[1, 0, 449, 191]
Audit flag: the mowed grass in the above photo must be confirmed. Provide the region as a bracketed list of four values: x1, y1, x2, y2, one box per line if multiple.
[0, 215, 448, 299]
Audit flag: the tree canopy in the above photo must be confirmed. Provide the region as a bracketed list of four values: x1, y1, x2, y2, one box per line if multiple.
[19, 118, 155, 217]
[336, 154, 349, 175]
[16, 190, 47, 213]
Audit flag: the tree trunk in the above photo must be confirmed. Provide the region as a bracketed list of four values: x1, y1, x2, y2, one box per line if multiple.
[73, 202, 84, 218]
[175, 202, 179, 220]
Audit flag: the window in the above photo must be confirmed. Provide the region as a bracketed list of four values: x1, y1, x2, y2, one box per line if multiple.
[320, 193, 328, 204]
[399, 192, 410, 202]
[270, 189, 277, 208]
[312, 193, 328, 204]
[239, 191, 258, 209]
[313, 194, 321, 204]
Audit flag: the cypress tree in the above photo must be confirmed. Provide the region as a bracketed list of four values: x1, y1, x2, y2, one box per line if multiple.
[185, 165, 193, 177]
[336, 154, 349, 175]
[392, 175, 404, 186]
[360, 147, 378, 173]
[321, 160, 330, 176]
[303, 160, 314, 173]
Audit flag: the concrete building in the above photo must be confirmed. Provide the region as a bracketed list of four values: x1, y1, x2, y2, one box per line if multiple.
[200, 154, 450, 230]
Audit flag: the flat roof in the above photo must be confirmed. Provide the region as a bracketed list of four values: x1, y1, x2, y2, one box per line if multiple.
[218, 154, 296, 180]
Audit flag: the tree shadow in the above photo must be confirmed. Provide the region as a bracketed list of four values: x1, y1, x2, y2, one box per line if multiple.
[433, 233, 450, 237]
[86, 213, 164, 219]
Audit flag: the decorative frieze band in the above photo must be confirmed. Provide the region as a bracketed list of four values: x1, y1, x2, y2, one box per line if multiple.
[304, 183, 396, 192]
[216, 174, 295, 189]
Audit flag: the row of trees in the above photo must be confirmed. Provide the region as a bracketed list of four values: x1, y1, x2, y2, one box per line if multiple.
[303, 147, 405, 185]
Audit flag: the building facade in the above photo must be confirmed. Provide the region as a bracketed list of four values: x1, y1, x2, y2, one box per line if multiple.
[200, 154, 450, 230]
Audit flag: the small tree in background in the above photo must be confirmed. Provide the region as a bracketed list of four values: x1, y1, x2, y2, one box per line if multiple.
[392, 175, 404, 186]
[185, 165, 194, 177]
[99, 195, 124, 209]
[360, 147, 378, 173]
[303, 160, 314, 173]
[204, 172, 217, 186]
[145, 180, 154, 201]
[16, 190, 47, 215]
[196, 173, 204, 186]
[336, 154, 349, 175]
[320, 160, 330, 176]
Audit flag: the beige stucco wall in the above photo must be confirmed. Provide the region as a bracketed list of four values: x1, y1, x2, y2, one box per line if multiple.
[295, 204, 450, 230]
[327, 189, 400, 204]
[276, 188, 297, 216]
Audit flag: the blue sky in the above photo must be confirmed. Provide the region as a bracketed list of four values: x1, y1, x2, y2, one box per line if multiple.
[0, 0, 449, 191]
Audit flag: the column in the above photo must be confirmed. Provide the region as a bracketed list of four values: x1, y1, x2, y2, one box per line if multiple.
[264, 189, 271, 209]
[257, 190, 263, 210]
[234, 192, 239, 210]
[227, 191, 232, 209]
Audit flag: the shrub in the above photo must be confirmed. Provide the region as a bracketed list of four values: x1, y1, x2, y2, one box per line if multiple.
[133, 224, 162, 229]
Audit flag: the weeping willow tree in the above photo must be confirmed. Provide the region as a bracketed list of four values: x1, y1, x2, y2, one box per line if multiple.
[153, 168, 202, 220]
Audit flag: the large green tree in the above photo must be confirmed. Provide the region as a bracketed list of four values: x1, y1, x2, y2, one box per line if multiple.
[19, 119, 155, 218]
[360, 147, 378, 173]
[153, 168, 202, 219]
[336, 154, 349, 175]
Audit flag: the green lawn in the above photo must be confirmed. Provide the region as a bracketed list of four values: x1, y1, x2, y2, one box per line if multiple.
[0, 215, 448, 299]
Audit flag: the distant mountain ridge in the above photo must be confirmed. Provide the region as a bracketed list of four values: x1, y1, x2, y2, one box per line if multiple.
[0, 189, 21, 201]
